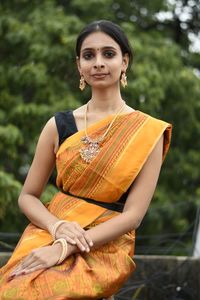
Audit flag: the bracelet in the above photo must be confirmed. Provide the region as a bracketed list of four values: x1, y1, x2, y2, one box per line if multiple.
[53, 238, 68, 265]
[50, 220, 68, 241]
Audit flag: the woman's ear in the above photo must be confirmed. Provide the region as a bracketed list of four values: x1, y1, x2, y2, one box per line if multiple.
[122, 53, 129, 72]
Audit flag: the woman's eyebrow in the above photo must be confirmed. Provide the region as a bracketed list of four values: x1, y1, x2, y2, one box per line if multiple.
[81, 46, 117, 52]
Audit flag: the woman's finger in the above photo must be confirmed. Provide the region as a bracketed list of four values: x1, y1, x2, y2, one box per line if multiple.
[57, 229, 85, 250]
[67, 229, 90, 252]
[73, 236, 90, 252]
[56, 223, 92, 252]
[73, 223, 93, 247]
[81, 230, 93, 247]
[11, 261, 38, 277]
[16, 259, 42, 275]
[9, 255, 33, 276]
[10, 250, 44, 276]
[57, 234, 84, 252]
[59, 231, 87, 252]
[75, 232, 91, 252]
[17, 253, 35, 270]
[59, 235, 76, 245]
[24, 264, 45, 275]
[16, 264, 45, 277]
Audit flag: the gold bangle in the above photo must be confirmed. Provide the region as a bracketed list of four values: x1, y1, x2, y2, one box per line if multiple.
[50, 220, 68, 241]
[53, 238, 68, 265]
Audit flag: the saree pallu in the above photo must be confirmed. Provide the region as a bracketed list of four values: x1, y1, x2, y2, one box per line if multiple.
[0, 110, 172, 299]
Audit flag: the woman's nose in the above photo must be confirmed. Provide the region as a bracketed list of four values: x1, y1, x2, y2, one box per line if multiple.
[93, 54, 105, 69]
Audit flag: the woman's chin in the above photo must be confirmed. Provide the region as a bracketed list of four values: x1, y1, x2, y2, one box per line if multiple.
[90, 81, 117, 89]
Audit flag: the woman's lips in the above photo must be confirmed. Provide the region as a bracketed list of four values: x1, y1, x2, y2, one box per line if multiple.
[92, 73, 108, 79]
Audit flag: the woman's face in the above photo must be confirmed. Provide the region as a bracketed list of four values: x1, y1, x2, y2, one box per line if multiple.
[77, 31, 129, 89]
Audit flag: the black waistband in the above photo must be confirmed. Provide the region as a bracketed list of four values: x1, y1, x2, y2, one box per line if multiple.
[61, 190, 124, 213]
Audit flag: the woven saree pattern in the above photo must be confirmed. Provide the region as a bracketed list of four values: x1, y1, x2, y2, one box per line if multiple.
[0, 111, 172, 299]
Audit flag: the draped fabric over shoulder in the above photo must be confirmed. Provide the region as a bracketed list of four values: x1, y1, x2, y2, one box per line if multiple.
[0, 111, 172, 300]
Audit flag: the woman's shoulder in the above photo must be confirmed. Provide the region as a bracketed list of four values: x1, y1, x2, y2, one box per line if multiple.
[43, 116, 58, 143]
[137, 110, 171, 126]
[44, 116, 57, 133]
[123, 105, 169, 124]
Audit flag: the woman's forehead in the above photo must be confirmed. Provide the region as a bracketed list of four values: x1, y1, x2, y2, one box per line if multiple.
[81, 32, 120, 52]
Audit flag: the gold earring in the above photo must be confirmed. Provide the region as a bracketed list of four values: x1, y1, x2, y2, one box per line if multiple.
[120, 72, 128, 88]
[79, 75, 86, 91]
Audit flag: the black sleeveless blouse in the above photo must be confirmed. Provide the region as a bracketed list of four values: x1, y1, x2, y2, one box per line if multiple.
[54, 111, 131, 213]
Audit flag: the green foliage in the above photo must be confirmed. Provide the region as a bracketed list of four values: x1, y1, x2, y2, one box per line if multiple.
[0, 171, 22, 224]
[0, 0, 199, 255]
[41, 184, 58, 205]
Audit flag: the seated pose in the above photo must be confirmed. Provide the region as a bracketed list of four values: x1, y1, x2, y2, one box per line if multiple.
[0, 20, 172, 299]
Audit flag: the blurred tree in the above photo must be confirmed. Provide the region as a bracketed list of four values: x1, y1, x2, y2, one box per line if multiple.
[0, 1, 82, 231]
[0, 0, 199, 254]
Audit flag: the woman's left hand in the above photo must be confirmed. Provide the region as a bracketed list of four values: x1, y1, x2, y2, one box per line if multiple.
[7, 243, 63, 281]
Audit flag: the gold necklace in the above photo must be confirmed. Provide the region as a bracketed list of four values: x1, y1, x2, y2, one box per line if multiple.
[79, 100, 126, 163]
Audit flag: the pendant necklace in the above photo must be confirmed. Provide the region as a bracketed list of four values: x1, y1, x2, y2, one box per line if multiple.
[79, 100, 126, 163]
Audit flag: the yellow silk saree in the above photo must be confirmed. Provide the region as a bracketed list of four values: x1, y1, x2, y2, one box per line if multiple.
[0, 110, 172, 299]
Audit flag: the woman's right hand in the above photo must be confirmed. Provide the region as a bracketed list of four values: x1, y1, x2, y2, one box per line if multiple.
[55, 221, 93, 252]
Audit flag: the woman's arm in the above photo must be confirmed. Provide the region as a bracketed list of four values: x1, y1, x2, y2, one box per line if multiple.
[18, 117, 60, 231]
[18, 117, 92, 250]
[68, 134, 164, 253]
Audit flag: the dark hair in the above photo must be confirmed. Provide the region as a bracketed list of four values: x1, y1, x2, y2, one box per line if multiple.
[76, 20, 133, 67]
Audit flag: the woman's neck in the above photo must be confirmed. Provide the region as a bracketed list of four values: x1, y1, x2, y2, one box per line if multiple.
[89, 87, 124, 114]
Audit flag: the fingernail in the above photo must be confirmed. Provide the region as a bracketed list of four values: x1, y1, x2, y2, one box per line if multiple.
[86, 248, 90, 252]
[90, 242, 93, 246]
[7, 275, 15, 282]
[82, 247, 85, 251]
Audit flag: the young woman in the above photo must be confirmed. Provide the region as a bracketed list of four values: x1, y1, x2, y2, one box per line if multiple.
[0, 20, 172, 299]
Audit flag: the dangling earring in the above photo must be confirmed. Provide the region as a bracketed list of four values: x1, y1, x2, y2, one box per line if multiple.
[120, 72, 128, 88]
[79, 75, 86, 91]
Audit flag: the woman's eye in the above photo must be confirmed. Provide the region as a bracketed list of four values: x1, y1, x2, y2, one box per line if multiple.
[83, 53, 93, 60]
[104, 51, 115, 58]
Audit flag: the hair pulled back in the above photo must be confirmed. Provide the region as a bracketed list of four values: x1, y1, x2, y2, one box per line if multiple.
[76, 20, 133, 67]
